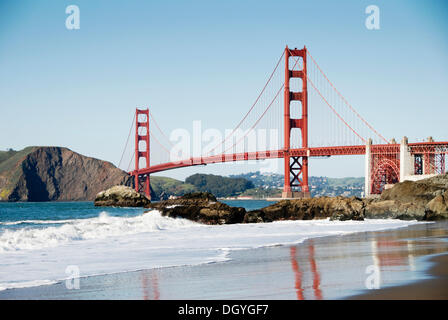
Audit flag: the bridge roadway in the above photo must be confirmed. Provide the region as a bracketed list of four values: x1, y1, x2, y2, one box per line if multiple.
[132, 141, 448, 175]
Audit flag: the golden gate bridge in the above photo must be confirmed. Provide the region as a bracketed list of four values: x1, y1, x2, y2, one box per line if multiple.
[118, 46, 448, 199]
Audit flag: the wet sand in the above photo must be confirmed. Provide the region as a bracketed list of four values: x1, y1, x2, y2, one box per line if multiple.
[0, 221, 447, 299]
[349, 253, 448, 299]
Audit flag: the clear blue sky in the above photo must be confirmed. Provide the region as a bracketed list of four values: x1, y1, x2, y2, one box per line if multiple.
[1, 0, 447, 180]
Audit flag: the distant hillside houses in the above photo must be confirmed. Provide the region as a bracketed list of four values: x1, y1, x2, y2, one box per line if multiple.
[230, 171, 364, 198]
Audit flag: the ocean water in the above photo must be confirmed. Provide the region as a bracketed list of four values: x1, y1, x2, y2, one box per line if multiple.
[0, 201, 421, 292]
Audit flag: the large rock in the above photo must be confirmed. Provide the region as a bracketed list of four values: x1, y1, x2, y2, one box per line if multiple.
[94, 185, 150, 207]
[147, 192, 246, 224]
[364, 200, 426, 220]
[424, 190, 448, 220]
[243, 196, 365, 223]
[380, 176, 447, 203]
[0, 146, 133, 201]
[365, 174, 448, 220]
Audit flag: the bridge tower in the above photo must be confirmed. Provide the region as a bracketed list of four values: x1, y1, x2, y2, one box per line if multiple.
[132, 108, 151, 199]
[282, 46, 311, 198]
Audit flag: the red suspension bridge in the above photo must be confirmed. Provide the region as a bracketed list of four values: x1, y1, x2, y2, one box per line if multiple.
[118, 46, 448, 199]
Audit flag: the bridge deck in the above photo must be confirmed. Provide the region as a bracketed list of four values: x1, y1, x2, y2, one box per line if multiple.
[133, 142, 448, 175]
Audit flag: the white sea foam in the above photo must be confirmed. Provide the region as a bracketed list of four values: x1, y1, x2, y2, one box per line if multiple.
[0, 211, 199, 252]
[0, 210, 422, 291]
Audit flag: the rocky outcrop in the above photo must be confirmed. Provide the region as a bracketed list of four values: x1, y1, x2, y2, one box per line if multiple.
[244, 197, 365, 223]
[424, 190, 448, 220]
[365, 174, 448, 220]
[364, 200, 426, 220]
[94, 185, 150, 207]
[147, 192, 365, 224]
[146, 174, 448, 224]
[0, 146, 133, 201]
[147, 192, 246, 225]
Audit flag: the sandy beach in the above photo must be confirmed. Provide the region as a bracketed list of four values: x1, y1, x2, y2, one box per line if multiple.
[349, 251, 448, 299]
[0, 220, 446, 300]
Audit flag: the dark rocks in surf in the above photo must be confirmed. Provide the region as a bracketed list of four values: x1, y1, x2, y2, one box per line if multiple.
[94, 185, 150, 207]
[149, 174, 448, 225]
[243, 196, 365, 223]
[146, 192, 365, 224]
[147, 192, 246, 225]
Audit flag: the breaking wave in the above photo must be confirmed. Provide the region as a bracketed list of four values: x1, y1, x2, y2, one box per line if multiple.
[0, 210, 199, 252]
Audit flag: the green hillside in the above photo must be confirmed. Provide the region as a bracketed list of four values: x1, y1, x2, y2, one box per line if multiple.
[150, 176, 198, 198]
[0, 147, 36, 200]
[0, 149, 17, 165]
[326, 177, 364, 187]
[185, 173, 254, 197]
[0, 147, 36, 174]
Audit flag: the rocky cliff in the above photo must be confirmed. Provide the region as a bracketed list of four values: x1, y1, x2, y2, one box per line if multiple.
[0, 147, 132, 201]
